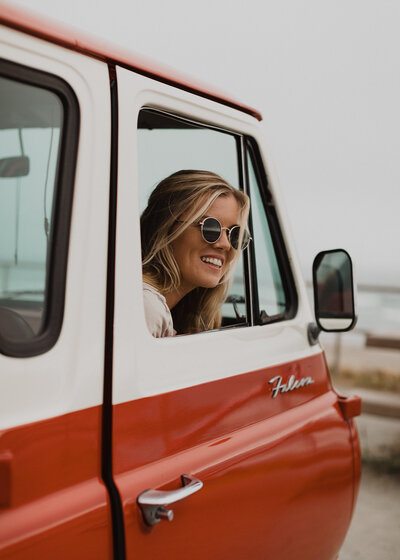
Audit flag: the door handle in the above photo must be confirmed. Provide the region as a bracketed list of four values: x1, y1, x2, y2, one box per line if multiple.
[137, 474, 203, 526]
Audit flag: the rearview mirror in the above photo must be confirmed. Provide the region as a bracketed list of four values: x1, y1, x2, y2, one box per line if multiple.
[0, 156, 30, 178]
[312, 249, 357, 332]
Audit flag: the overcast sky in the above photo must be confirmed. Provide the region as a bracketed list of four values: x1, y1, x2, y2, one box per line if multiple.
[10, 0, 400, 287]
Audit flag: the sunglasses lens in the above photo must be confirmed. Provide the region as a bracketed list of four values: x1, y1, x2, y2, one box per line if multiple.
[229, 226, 251, 250]
[202, 217, 221, 243]
[229, 226, 241, 250]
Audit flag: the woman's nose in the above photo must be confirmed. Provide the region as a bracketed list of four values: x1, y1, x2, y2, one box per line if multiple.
[215, 228, 231, 250]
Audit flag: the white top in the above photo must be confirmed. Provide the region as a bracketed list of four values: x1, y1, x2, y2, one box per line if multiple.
[143, 283, 176, 338]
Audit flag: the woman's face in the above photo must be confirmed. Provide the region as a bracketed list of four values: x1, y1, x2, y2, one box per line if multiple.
[171, 194, 240, 296]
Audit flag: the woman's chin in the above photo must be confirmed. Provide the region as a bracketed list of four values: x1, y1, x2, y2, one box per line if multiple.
[198, 275, 222, 289]
[182, 267, 224, 291]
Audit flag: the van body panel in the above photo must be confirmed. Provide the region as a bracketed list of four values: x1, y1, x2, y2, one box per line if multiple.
[0, 407, 103, 508]
[0, 25, 113, 558]
[114, 353, 334, 476]
[111, 65, 360, 560]
[113, 355, 355, 559]
[0, 407, 112, 559]
[113, 65, 316, 402]
[0, 26, 110, 425]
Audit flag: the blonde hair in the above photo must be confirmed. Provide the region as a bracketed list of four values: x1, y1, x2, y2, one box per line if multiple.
[141, 170, 249, 334]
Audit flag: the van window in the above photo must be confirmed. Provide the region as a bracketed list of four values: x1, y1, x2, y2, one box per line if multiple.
[0, 76, 62, 337]
[138, 108, 248, 331]
[246, 149, 287, 318]
[137, 109, 296, 336]
[0, 61, 79, 356]
[138, 109, 239, 212]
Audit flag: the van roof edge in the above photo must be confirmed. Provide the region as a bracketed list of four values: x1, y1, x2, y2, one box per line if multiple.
[0, 2, 263, 122]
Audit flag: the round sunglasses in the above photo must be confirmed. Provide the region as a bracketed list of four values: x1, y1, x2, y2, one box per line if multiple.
[182, 217, 251, 250]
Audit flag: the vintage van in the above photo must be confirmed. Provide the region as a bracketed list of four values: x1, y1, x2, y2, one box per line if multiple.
[0, 4, 361, 559]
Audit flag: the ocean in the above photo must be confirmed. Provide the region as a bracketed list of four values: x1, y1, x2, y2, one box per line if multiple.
[354, 288, 400, 336]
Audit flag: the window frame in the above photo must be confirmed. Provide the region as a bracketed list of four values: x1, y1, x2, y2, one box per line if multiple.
[244, 136, 298, 324]
[137, 107, 298, 332]
[0, 59, 80, 357]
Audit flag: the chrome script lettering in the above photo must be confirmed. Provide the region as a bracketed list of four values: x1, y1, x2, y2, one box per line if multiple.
[268, 374, 315, 398]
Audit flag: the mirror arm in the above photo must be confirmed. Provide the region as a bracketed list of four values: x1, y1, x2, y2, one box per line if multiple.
[307, 322, 321, 346]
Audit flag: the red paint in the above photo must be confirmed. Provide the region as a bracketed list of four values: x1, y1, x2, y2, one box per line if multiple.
[0, 407, 112, 559]
[0, 2, 263, 122]
[113, 353, 361, 560]
[347, 417, 362, 518]
[0, 450, 12, 507]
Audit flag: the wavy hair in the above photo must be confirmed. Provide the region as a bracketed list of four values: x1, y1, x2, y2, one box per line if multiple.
[141, 170, 249, 334]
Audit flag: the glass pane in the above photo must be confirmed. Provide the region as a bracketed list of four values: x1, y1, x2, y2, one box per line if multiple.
[138, 109, 247, 330]
[247, 150, 286, 318]
[222, 251, 246, 324]
[0, 76, 63, 339]
[138, 117, 239, 212]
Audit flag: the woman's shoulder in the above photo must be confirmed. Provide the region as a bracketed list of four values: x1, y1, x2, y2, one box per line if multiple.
[143, 283, 175, 338]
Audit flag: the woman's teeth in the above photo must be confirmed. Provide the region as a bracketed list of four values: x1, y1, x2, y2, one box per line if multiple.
[201, 256, 222, 268]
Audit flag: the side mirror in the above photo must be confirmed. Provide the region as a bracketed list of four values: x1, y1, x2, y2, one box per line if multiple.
[312, 249, 357, 333]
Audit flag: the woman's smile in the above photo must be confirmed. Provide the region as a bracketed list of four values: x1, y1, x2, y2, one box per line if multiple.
[200, 255, 224, 269]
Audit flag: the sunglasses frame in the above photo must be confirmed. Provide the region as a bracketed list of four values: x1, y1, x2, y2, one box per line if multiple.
[196, 217, 251, 251]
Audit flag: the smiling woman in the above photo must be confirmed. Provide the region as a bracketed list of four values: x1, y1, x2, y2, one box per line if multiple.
[140, 170, 250, 336]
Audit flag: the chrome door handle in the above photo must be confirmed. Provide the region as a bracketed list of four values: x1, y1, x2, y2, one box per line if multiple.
[137, 474, 203, 526]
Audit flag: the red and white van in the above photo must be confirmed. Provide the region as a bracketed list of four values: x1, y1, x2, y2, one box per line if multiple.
[0, 4, 361, 559]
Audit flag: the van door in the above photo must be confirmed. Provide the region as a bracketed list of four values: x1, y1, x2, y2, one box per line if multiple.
[112, 66, 357, 559]
[0, 28, 112, 558]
